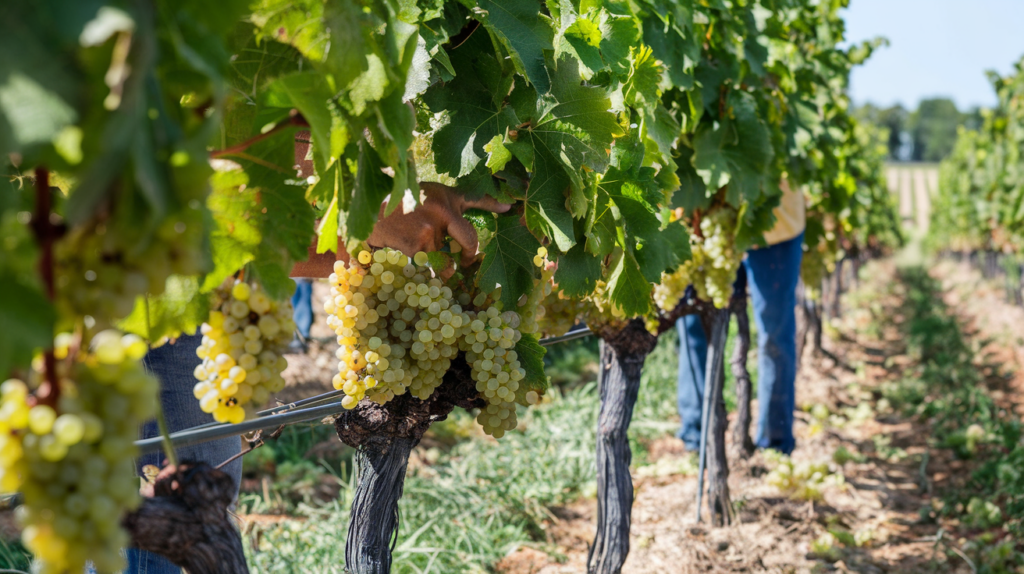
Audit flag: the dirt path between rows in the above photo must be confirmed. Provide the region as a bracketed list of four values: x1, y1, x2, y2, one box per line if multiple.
[496, 258, 1023, 574]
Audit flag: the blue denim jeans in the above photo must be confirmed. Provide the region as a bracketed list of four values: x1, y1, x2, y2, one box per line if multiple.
[292, 278, 314, 339]
[125, 333, 243, 574]
[677, 231, 803, 455]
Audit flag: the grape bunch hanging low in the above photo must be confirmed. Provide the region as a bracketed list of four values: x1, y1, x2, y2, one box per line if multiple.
[55, 196, 206, 325]
[2, 331, 158, 574]
[326, 247, 535, 437]
[655, 207, 742, 310]
[193, 279, 294, 423]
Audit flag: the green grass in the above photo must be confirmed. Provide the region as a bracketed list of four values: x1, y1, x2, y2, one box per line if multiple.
[245, 333, 684, 573]
[0, 538, 30, 572]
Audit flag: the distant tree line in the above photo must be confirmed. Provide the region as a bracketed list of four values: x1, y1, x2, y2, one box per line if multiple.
[856, 98, 984, 162]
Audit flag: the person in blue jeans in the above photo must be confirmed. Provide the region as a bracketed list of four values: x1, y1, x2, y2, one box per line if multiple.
[677, 183, 805, 455]
[290, 278, 314, 353]
[126, 333, 244, 573]
[126, 175, 511, 572]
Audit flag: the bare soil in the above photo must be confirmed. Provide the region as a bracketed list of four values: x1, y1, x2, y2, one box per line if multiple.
[494, 259, 1024, 574]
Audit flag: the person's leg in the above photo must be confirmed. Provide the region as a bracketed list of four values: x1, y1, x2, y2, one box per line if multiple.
[676, 314, 708, 450]
[125, 333, 243, 573]
[292, 278, 314, 339]
[744, 231, 804, 454]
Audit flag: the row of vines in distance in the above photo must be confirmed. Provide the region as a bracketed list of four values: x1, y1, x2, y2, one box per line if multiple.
[0, 0, 901, 573]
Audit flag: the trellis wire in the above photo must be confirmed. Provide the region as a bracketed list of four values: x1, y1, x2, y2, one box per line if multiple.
[134, 327, 597, 453]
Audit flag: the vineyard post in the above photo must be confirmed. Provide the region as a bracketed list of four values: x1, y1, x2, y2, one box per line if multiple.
[587, 319, 658, 574]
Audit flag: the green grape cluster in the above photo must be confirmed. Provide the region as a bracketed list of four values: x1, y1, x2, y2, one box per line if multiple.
[3, 330, 157, 574]
[799, 241, 835, 301]
[56, 203, 205, 325]
[326, 248, 533, 438]
[655, 208, 742, 310]
[193, 280, 293, 423]
[465, 307, 526, 438]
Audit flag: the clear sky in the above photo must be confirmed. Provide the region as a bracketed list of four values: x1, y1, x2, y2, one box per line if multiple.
[840, 0, 1024, 110]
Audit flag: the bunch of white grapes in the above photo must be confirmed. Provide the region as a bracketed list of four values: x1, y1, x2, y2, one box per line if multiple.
[655, 208, 741, 310]
[193, 280, 293, 423]
[56, 200, 206, 325]
[326, 248, 536, 438]
[464, 307, 531, 438]
[3, 330, 158, 574]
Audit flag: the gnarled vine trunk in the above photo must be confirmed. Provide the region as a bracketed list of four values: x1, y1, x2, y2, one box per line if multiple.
[123, 462, 249, 574]
[729, 268, 755, 458]
[334, 357, 482, 573]
[587, 319, 657, 574]
[698, 308, 732, 526]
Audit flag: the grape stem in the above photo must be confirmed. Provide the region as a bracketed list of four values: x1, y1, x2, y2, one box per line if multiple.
[209, 113, 308, 159]
[155, 403, 179, 468]
[31, 167, 60, 407]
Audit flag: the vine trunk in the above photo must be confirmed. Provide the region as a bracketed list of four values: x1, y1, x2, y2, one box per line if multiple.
[698, 308, 733, 526]
[587, 319, 657, 574]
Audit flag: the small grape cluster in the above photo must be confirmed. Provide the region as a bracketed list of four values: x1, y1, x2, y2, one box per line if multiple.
[2, 330, 158, 574]
[56, 203, 205, 326]
[193, 280, 294, 423]
[326, 247, 534, 438]
[516, 246, 550, 335]
[465, 308, 527, 438]
[655, 208, 742, 310]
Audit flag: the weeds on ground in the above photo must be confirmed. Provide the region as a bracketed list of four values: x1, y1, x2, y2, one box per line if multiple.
[872, 267, 1024, 570]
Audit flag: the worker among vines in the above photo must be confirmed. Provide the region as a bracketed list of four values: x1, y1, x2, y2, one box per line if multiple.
[128, 138, 507, 573]
[676, 182, 806, 455]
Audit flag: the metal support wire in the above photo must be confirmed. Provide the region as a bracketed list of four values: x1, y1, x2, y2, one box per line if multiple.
[135, 401, 346, 456]
[538, 326, 593, 346]
[134, 327, 596, 454]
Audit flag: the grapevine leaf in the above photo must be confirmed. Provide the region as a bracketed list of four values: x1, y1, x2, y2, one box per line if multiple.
[599, 11, 640, 78]
[602, 164, 689, 282]
[562, 17, 604, 74]
[605, 249, 652, 316]
[263, 72, 335, 167]
[474, 0, 554, 94]
[671, 146, 709, 209]
[0, 8, 79, 158]
[584, 185, 617, 257]
[307, 158, 340, 203]
[484, 135, 511, 173]
[203, 170, 260, 292]
[554, 241, 600, 297]
[692, 92, 772, 206]
[536, 56, 622, 173]
[348, 54, 389, 116]
[524, 133, 575, 252]
[347, 140, 393, 240]
[377, 88, 415, 165]
[316, 193, 340, 254]
[120, 276, 209, 342]
[646, 104, 681, 159]
[0, 273, 54, 378]
[638, 0, 697, 88]
[422, 31, 516, 178]
[251, 243, 297, 299]
[513, 332, 548, 400]
[623, 46, 663, 113]
[477, 213, 540, 310]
